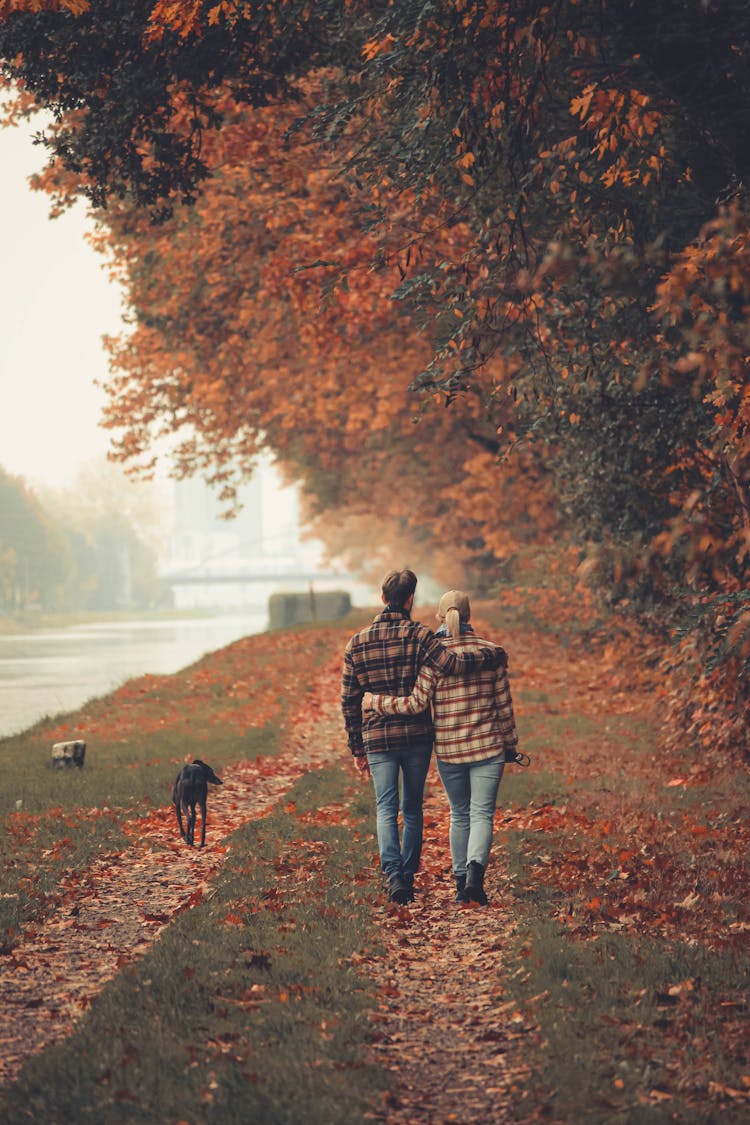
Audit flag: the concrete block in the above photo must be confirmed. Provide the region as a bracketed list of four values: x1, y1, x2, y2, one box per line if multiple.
[268, 589, 351, 630]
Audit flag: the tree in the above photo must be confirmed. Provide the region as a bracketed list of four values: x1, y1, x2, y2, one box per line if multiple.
[2, 0, 748, 754]
[78, 83, 561, 585]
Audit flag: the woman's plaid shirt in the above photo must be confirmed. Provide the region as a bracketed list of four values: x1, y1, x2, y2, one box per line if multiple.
[342, 609, 506, 757]
[368, 629, 518, 764]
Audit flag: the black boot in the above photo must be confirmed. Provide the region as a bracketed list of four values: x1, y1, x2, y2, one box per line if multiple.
[387, 872, 412, 905]
[465, 861, 488, 905]
[455, 873, 468, 902]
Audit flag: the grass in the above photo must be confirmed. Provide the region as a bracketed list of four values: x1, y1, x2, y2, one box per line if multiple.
[0, 618, 391, 1122]
[500, 766, 570, 808]
[462, 584, 749, 1121]
[0, 725, 276, 818]
[0, 617, 349, 824]
[0, 767, 388, 1124]
[505, 913, 749, 1123]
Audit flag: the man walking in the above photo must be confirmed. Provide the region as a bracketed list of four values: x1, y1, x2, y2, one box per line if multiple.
[341, 569, 506, 904]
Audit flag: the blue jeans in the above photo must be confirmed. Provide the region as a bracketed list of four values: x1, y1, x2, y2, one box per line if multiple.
[367, 743, 432, 881]
[436, 754, 505, 874]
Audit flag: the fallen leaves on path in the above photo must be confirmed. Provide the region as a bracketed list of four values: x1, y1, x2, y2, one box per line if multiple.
[499, 619, 749, 952]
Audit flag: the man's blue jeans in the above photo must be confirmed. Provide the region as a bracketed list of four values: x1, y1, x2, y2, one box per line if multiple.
[436, 753, 505, 875]
[367, 744, 432, 881]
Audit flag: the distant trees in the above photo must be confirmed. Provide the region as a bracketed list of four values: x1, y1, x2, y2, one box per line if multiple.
[1, 0, 748, 756]
[0, 468, 70, 609]
[0, 465, 167, 612]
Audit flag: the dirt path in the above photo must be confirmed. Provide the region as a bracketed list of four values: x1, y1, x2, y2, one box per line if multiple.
[362, 784, 532, 1124]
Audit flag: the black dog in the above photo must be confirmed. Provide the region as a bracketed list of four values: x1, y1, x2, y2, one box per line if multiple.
[172, 760, 223, 848]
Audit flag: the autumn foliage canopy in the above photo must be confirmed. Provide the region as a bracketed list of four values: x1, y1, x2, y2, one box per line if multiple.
[1, 0, 748, 757]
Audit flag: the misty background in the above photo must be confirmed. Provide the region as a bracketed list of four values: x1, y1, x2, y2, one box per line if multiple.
[0, 115, 359, 617]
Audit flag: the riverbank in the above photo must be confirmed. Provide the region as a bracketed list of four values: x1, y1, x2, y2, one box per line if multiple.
[1, 607, 748, 1122]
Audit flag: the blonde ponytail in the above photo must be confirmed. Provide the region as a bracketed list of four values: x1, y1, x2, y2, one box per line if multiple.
[437, 589, 471, 638]
[444, 607, 462, 638]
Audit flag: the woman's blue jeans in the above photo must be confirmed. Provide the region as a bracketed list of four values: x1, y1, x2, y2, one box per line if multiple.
[366, 744, 432, 881]
[436, 753, 505, 875]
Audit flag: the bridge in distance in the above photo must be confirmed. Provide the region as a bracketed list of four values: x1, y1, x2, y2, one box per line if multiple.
[160, 566, 355, 585]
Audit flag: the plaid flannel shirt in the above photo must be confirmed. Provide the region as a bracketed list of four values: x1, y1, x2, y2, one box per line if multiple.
[342, 609, 506, 756]
[368, 628, 519, 764]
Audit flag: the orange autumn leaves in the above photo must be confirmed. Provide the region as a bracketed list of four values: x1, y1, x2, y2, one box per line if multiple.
[96, 88, 429, 460]
[507, 800, 749, 950]
[652, 202, 750, 574]
[88, 79, 558, 575]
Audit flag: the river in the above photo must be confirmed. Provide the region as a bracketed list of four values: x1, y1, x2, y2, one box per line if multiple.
[0, 611, 269, 739]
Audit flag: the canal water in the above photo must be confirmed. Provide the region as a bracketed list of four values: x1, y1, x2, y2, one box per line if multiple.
[0, 612, 269, 739]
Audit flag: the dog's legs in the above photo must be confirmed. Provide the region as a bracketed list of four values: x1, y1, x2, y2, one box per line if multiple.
[186, 802, 196, 847]
[198, 796, 208, 848]
[175, 801, 187, 841]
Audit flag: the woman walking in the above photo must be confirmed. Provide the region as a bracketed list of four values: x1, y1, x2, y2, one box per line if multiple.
[365, 590, 520, 905]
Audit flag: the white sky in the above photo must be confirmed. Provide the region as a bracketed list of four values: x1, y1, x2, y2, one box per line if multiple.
[0, 117, 125, 489]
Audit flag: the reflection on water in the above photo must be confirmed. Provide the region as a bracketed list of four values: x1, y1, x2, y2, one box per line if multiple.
[0, 613, 268, 738]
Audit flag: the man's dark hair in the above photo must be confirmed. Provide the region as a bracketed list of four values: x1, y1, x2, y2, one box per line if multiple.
[381, 568, 417, 608]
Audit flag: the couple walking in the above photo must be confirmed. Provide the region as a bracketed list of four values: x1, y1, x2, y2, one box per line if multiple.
[341, 568, 521, 906]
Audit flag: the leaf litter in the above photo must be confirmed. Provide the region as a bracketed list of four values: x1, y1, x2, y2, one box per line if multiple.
[361, 786, 531, 1124]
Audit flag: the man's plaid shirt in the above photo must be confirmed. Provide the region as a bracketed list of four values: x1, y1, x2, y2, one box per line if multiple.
[368, 626, 519, 764]
[342, 609, 506, 756]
